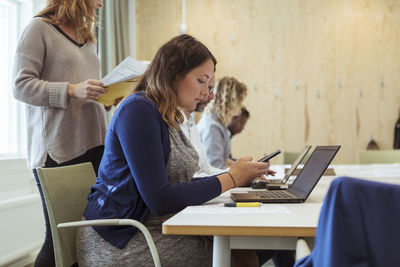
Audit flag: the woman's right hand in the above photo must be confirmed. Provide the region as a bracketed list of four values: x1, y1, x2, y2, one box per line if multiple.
[228, 156, 270, 187]
[67, 79, 107, 100]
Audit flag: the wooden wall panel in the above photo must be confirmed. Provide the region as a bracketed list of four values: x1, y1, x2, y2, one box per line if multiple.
[135, 0, 400, 163]
[135, 0, 181, 60]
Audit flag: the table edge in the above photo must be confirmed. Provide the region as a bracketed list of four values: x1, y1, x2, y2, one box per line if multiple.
[162, 225, 316, 237]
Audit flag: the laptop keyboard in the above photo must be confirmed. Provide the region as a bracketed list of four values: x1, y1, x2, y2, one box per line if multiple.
[256, 190, 295, 199]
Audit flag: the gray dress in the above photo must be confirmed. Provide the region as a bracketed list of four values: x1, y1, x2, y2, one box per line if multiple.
[77, 128, 213, 267]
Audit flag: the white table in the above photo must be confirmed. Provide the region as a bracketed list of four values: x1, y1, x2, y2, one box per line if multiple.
[162, 164, 400, 267]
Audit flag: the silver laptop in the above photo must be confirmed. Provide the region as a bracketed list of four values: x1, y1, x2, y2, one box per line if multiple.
[266, 145, 312, 185]
[231, 145, 340, 203]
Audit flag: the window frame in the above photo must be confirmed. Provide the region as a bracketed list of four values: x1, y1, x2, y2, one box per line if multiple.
[0, 0, 32, 159]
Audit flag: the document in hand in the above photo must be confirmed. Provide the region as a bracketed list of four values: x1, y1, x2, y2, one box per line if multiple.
[97, 57, 148, 106]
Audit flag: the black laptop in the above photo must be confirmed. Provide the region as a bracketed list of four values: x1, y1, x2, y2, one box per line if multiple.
[231, 145, 340, 203]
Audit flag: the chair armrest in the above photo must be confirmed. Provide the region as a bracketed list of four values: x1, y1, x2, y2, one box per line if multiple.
[58, 219, 120, 228]
[58, 218, 161, 267]
[296, 238, 311, 261]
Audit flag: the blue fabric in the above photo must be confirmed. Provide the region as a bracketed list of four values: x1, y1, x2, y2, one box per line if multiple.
[295, 176, 400, 267]
[83, 92, 221, 249]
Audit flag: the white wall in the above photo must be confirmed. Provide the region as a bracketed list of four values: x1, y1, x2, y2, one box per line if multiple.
[31, 0, 45, 14]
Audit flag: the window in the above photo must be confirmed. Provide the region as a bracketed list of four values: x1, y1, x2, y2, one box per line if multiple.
[0, 0, 32, 159]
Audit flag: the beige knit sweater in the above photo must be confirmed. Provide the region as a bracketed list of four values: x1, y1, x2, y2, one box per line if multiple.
[13, 17, 107, 169]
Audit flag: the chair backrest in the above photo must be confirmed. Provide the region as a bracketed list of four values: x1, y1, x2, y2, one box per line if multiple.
[282, 151, 310, 165]
[36, 163, 97, 267]
[295, 177, 400, 267]
[357, 150, 400, 164]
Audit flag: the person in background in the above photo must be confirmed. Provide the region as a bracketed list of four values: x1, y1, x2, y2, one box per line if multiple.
[12, 0, 106, 266]
[77, 34, 270, 267]
[180, 76, 227, 177]
[196, 78, 292, 266]
[197, 77, 247, 169]
[226, 106, 250, 165]
[228, 107, 250, 137]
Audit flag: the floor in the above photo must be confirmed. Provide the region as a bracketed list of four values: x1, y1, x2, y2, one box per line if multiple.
[21, 250, 276, 267]
[20, 259, 275, 267]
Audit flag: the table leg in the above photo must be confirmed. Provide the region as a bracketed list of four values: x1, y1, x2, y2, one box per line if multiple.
[213, 236, 230, 267]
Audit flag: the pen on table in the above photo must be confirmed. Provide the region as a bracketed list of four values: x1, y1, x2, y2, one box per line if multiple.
[224, 202, 261, 207]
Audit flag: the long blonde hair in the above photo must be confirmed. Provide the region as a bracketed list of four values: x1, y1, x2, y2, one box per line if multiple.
[37, 0, 98, 43]
[134, 34, 217, 128]
[205, 77, 247, 125]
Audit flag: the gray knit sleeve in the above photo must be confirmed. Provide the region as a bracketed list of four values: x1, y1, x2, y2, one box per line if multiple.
[12, 19, 69, 108]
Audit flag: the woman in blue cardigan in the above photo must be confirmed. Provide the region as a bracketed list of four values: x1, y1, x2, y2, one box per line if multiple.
[77, 34, 270, 266]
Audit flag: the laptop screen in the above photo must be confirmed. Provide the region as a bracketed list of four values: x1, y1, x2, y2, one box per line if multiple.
[281, 145, 311, 183]
[288, 146, 340, 199]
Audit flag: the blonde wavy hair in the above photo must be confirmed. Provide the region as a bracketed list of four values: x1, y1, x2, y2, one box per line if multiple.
[205, 77, 247, 125]
[37, 0, 98, 43]
[133, 34, 217, 128]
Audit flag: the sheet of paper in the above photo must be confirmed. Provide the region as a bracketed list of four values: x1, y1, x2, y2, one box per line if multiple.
[102, 57, 147, 86]
[182, 204, 289, 215]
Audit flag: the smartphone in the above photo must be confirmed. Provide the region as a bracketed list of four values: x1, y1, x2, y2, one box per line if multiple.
[258, 149, 281, 162]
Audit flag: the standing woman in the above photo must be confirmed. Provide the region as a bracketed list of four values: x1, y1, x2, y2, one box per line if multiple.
[197, 77, 247, 169]
[13, 0, 106, 266]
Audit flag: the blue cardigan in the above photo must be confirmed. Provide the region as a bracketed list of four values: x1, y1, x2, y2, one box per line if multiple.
[83, 92, 221, 249]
